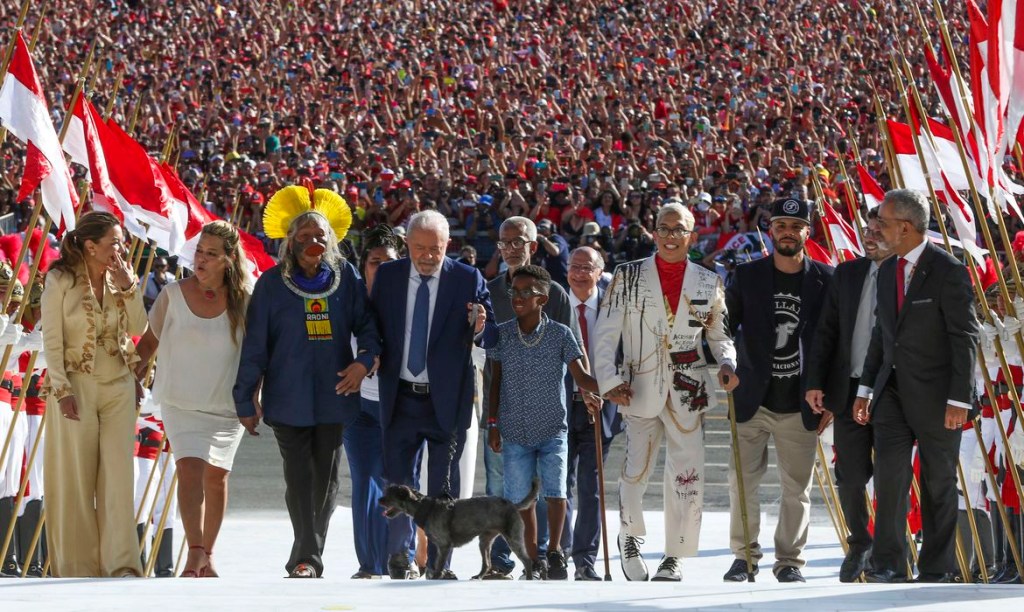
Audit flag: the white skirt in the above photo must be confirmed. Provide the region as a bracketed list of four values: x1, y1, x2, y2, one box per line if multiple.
[161, 404, 244, 471]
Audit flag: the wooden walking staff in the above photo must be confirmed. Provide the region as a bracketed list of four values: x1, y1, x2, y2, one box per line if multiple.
[592, 415, 612, 581]
[726, 391, 754, 582]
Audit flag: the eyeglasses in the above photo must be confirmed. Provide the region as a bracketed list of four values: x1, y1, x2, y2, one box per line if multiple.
[655, 226, 692, 239]
[496, 238, 534, 250]
[569, 264, 599, 274]
[510, 288, 546, 299]
[875, 215, 911, 228]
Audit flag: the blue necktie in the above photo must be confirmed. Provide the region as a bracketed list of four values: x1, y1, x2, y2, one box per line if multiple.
[407, 274, 431, 376]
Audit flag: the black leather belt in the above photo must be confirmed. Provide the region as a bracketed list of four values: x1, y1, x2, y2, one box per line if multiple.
[398, 380, 431, 395]
[573, 392, 585, 403]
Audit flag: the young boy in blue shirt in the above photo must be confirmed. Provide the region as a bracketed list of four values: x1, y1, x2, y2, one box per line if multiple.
[487, 265, 601, 580]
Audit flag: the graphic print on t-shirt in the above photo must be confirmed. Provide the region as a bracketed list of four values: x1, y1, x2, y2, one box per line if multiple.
[772, 291, 801, 379]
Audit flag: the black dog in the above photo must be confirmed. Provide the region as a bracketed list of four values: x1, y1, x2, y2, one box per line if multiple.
[378, 479, 539, 580]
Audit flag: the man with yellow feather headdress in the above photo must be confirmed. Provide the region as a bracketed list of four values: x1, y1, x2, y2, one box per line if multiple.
[234, 182, 381, 579]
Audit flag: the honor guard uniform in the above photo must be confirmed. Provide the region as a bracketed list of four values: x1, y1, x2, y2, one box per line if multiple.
[134, 401, 177, 577]
[0, 267, 25, 577]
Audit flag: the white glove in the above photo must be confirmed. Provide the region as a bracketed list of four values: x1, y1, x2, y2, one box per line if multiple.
[981, 321, 998, 351]
[1009, 423, 1024, 469]
[1014, 296, 1024, 323]
[0, 314, 10, 339]
[0, 323, 24, 349]
[996, 314, 1022, 343]
[15, 328, 43, 353]
[968, 443, 987, 483]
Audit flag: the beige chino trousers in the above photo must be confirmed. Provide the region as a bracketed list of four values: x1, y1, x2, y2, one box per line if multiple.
[727, 407, 817, 573]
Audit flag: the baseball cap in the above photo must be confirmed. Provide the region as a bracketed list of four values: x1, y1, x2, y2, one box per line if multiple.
[770, 198, 811, 224]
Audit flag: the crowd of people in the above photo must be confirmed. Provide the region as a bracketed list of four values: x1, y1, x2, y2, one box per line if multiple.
[2, 0, 1018, 268]
[0, 0, 1022, 589]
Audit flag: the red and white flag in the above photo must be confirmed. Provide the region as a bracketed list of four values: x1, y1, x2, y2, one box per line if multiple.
[62, 96, 146, 239]
[159, 164, 273, 278]
[804, 239, 836, 266]
[856, 163, 885, 211]
[886, 119, 974, 192]
[0, 31, 78, 231]
[820, 201, 863, 260]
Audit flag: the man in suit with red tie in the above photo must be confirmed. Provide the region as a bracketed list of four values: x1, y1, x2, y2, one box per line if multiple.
[853, 189, 979, 583]
[563, 246, 623, 581]
[805, 209, 894, 582]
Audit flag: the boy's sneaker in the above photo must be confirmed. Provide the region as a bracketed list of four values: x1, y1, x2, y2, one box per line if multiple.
[546, 550, 568, 580]
[651, 557, 682, 582]
[618, 533, 648, 581]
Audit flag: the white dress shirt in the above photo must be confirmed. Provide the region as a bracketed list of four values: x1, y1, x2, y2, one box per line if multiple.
[568, 289, 599, 356]
[569, 289, 599, 392]
[400, 263, 442, 383]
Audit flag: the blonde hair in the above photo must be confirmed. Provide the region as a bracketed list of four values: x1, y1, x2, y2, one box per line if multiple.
[50, 211, 122, 285]
[200, 220, 249, 344]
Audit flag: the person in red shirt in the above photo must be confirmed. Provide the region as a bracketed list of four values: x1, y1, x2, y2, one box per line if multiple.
[593, 202, 739, 582]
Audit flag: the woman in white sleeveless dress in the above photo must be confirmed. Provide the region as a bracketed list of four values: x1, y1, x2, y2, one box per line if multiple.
[136, 221, 250, 577]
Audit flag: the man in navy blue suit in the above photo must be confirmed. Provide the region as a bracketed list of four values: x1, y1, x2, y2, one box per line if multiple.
[563, 246, 623, 580]
[371, 210, 498, 580]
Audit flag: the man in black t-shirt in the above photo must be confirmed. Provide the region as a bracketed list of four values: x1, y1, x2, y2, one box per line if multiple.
[724, 198, 834, 584]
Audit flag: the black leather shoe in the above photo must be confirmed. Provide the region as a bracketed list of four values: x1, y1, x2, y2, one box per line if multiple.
[574, 565, 601, 581]
[723, 558, 758, 582]
[775, 566, 805, 583]
[387, 554, 420, 580]
[839, 547, 872, 583]
[864, 568, 908, 583]
[915, 572, 961, 583]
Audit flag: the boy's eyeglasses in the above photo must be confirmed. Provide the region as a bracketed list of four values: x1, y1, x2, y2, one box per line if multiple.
[510, 289, 546, 299]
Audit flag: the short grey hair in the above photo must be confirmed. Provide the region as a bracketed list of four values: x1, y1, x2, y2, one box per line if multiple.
[570, 246, 605, 270]
[500, 216, 537, 241]
[408, 209, 450, 239]
[656, 202, 696, 231]
[884, 189, 930, 233]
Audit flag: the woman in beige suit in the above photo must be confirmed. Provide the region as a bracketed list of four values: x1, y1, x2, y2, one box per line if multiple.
[41, 211, 147, 577]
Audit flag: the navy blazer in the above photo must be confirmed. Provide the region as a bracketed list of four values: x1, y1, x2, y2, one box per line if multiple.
[234, 262, 381, 427]
[725, 255, 834, 430]
[371, 257, 498, 433]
